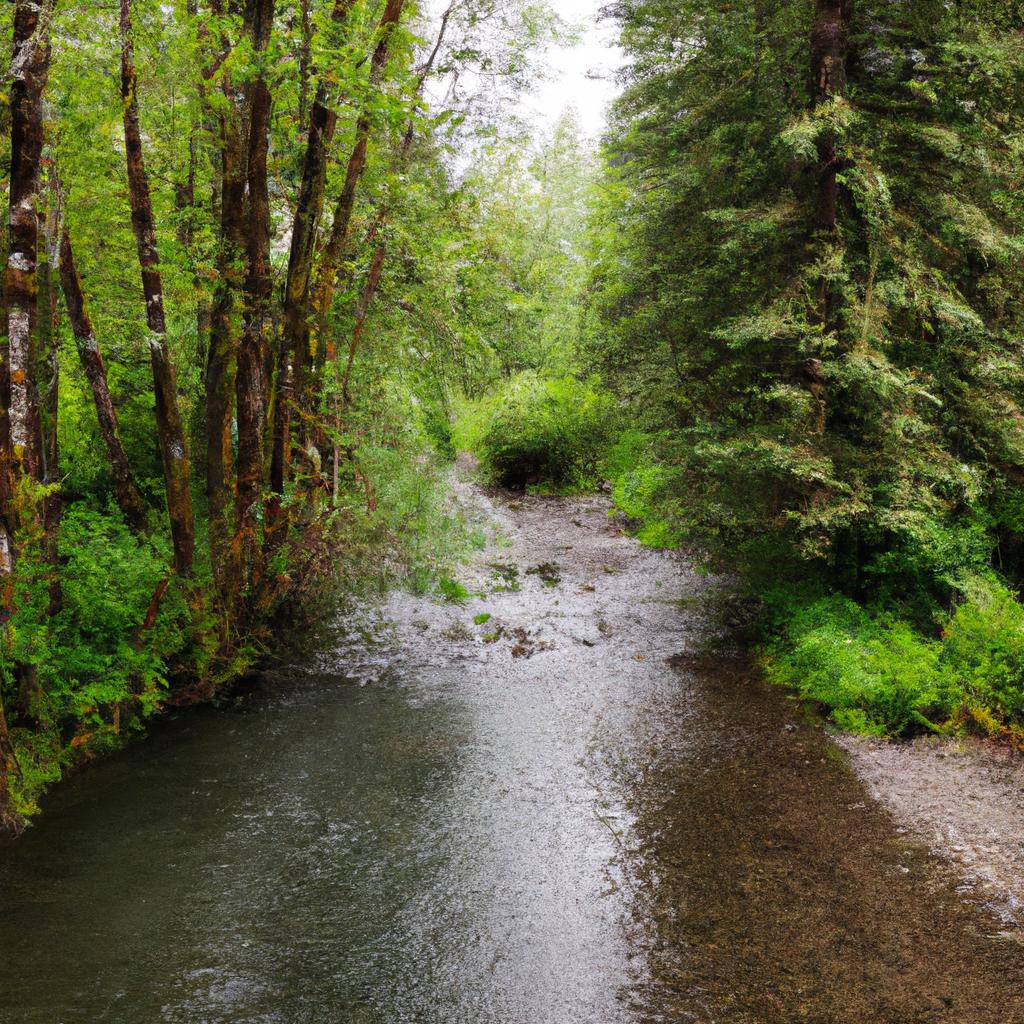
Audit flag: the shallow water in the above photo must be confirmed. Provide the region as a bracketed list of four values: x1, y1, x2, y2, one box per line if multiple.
[2, 479, 1023, 1023]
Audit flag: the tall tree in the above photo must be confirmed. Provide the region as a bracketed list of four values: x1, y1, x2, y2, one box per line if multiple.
[1, 0, 55, 821]
[6, 0, 52, 485]
[300, 0, 406, 469]
[120, 0, 195, 576]
[59, 225, 148, 531]
[327, 4, 456, 481]
[205, 0, 247, 581]
[804, 0, 852, 434]
[39, 167, 62, 613]
[232, 0, 276, 594]
[811, 0, 851, 234]
[270, 0, 357, 496]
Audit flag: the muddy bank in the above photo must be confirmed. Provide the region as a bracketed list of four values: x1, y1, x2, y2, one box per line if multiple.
[842, 734, 1024, 932]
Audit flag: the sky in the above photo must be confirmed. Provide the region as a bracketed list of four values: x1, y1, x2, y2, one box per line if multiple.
[517, 0, 623, 140]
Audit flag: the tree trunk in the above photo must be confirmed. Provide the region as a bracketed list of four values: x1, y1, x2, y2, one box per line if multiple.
[59, 226, 149, 532]
[120, 0, 195, 576]
[304, 0, 406, 453]
[270, 0, 357, 496]
[205, 0, 246, 583]
[4, 0, 54, 720]
[340, 230, 387, 408]
[7, 0, 51, 485]
[807, 0, 851, 435]
[324, 4, 452, 478]
[811, 0, 851, 233]
[232, 0, 275, 595]
[39, 175, 62, 614]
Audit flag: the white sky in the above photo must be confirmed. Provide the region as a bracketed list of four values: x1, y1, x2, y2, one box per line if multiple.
[519, 0, 623, 140]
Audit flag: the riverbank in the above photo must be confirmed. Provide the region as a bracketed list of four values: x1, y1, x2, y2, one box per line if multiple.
[842, 733, 1024, 932]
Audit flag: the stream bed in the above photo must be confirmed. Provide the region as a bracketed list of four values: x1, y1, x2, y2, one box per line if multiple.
[1, 480, 1023, 1023]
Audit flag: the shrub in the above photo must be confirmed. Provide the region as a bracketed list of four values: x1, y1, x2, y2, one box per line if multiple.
[2, 503, 189, 815]
[454, 372, 616, 490]
[942, 576, 1024, 723]
[763, 575, 1024, 738]
[605, 430, 686, 548]
[764, 593, 952, 736]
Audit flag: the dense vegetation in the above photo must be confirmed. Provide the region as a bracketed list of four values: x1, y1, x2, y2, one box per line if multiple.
[3, 0, 1024, 833]
[587, 0, 1024, 740]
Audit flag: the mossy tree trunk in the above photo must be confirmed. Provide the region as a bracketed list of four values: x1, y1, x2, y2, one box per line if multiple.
[5, 0, 54, 719]
[304, 0, 407, 462]
[231, 0, 275, 598]
[204, 0, 246, 588]
[271, 0, 357, 497]
[120, 0, 195, 577]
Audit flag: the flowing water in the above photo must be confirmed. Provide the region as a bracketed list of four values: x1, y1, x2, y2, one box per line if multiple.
[2, 477, 1023, 1023]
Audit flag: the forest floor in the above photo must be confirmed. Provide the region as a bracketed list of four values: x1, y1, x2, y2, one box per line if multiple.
[3, 466, 1024, 1022]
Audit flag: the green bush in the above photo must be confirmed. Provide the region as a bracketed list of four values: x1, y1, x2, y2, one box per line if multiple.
[763, 575, 1024, 738]
[942, 576, 1024, 723]
[605, 430, 686, 548]
[454, 372, 616, 490]
[764, 593, 951, 736]
[2, 503, 189, 815]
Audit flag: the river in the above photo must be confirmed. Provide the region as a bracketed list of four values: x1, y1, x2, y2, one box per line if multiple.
[1, 479, 1022, 1023]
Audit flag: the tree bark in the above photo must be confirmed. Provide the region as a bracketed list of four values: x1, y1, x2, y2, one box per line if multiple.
[7, 0, 52, 485]
[205, 0, 246, 581]
[120, 0, 196, 576]
[59, 226, 149, 532]
[808, 0, 851, 435]
[304, 0, 406, 448]
[3, 0, 54, 720]
[270, 0, 357, 495]
[811, 0, 851, 233]
[39, 173, 62, 614]
[232, 0, 275, 594]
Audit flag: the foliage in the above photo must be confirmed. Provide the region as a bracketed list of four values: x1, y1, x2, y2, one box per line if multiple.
[454, 372, 616, 490]
[603, 430, 685, 548]
[3, 504, 188, 814]
[0, 0, 568, 831]
[583, 0, 1024, 743]
[763, 576, 1024, 740]
[942, 577, 1024, 727]
[589, 0, 1024, 590]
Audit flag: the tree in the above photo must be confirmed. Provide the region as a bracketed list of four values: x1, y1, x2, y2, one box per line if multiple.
[120, 0, 195, 577]
[59, 223, 148, 531]
[592, 0, 1024, 599]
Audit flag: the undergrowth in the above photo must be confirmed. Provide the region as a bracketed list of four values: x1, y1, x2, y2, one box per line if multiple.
[2, 386, 471, 823]
[761, 577, 1024, 742]
[453, 372, 616, 491]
